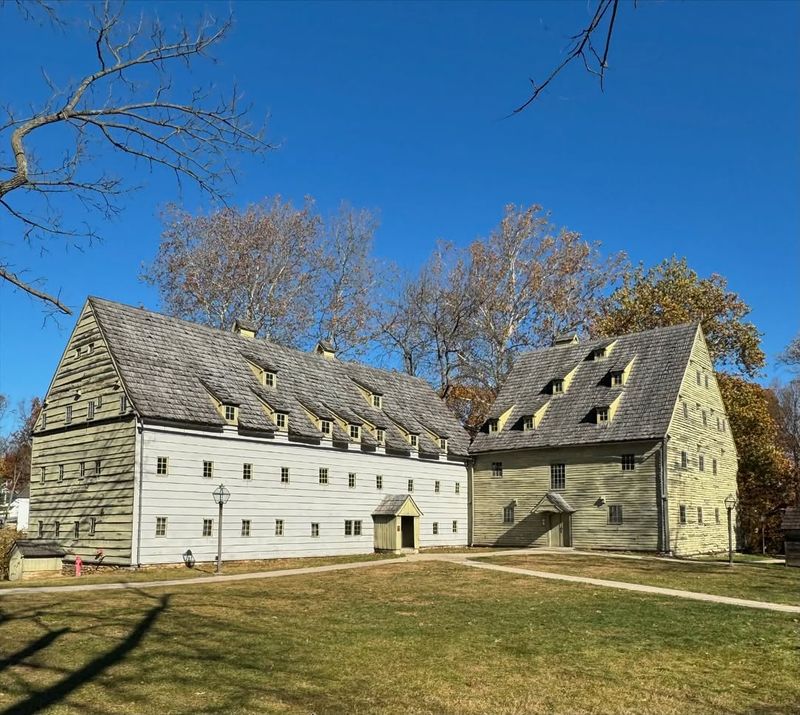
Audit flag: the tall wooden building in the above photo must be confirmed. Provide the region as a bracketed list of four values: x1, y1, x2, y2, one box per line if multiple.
[29, 298, 471, 566]
[469, 324, 738, 556]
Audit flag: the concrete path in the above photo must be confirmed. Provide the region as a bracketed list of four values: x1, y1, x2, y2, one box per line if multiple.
[1, 550, 797, 614]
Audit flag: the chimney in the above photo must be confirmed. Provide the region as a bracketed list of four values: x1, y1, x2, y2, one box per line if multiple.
[315, 339, 336, 360]
[233, 318, 257, 339]
[553, 331, 579, 346]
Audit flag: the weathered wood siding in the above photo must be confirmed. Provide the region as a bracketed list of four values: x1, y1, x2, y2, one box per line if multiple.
[666, 328, 738, 556]
[135, 424, 468, 565]
[473, 441, 661, 550]
[29, 305, 137, 564]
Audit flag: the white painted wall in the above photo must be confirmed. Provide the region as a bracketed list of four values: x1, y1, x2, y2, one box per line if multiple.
[136, 424, 469, 565]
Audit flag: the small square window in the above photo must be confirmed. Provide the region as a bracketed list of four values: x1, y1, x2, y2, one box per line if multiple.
[79, 462, 86, 479]
[681, 451, 688, 469]
[349, 424, 360, 440]
[372, 394, 382, 408]
[410, 434, 418, 448]
[40, 466, 46, 483]
[348, 472, 356, 488]
[717, 416, 721, 430]
[523, 416, 534, 431]
[609, 505, 623, 525]
[89, 517, 97, 536]
[54, 521, 60, 538]
[275, 413, 286, 430]
[715, 507, 720, 524]
[319, 467, 329, 485]
[503, 506, 515, 523]
[679, 505, 687, 524]
[683, 402, 689, 419]
[157, 457, 168, 476]
[452, 520, 458, 534]
[376, 429, 385, 443]
[155, 517, 167, 537]
[203, 461, 213, 479]
[74, 520, 80, 538]
[119, 395, 128, 414]
[702, 410, 707, 427]
[281, 466, 290, 483]
[202, 518, 213, 537]
[243, 463, 253, 480]
[552, 379, 563, 394]
[488, 420, 499, 433]
[722, 419, 726, 432]
[550, 463, 566, 490]
[95, 459, 102, 476]
[241, 519, 251, 537]
[321, 420, 331, 435]
[705, 374, 709, 389]
[65, 405, 73, 425]
[434, 480, 440, 493]
[611, 371, 623, 387]
[621, 454, 635, 471]
[596, 406, 609, 423]
[354, 520, 362, 536]
[265, 372, 275, 388]
[345, 520, 353, 536]
[696, 370, 701, 385]
[491, 462, 503, 478]
[376, 474, 383, 490]
[699, 455, 705, 472]
[58, 464, 64, 482]
[407, 479, 414, 493]
[224, 405, 237, 422]
[41, 411, 47, 430]
[38, 521, 44, 538]
[439, 437, 448, 450]
[311, 522, 320, 538]
[275, 519, 284, 536]
[712, 458, 718, 475]
[455, 482, 460, 494]
[697, 507, 704, 525]
[87, 400, 95, 420]
[432, 522, 439, 535]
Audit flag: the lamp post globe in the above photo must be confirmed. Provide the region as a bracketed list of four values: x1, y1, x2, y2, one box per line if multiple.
[212, 484, 231, 574]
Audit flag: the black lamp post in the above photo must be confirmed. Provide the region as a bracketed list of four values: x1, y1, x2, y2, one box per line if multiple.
[724, 493, 737, 567]
[212, 484, 231, 574]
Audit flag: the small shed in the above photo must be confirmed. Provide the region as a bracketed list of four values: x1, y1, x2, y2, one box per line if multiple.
[781, 508, 800, 568]
[372, 495, 423, 552]
[7, 540, 67, 581]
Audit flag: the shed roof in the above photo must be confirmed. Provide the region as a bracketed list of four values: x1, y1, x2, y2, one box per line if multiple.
[11, 540, 67, 558]
[372, 494, 422, 517]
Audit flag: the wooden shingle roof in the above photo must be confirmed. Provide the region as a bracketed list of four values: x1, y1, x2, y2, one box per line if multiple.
[470, 323, 699, 454]
[89, 297, 470, 457]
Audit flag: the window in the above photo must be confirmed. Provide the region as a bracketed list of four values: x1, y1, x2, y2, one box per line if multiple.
[550, 463, 566, 490]
[452, 520, 458, 533]
[717, 416, 721, 430]
[699, 455, 705, 472]
[354, 520, 362, 536]
[319, 467, 329, 484]
[265, 371, 276, 388]
[434, 480, 440, 493]
[58, 464, 64, 482]
[407, 479, 414, 492]
[203, 461, 213, 479]
[491, 462, 503, 478]
[372, 394, 382, 408]
[89, 517, 97, 536]
[79, 462, 86, 479]
[40, 466, 46, 483]
[432, 522, 439, 535]
[156, 456, 168, 476]
[348, 472, 356, 488]
[119, 395, 128, 414]
[608, 505, 623, 525]
[65, 405, 73, 424]
[155, 517, 167, 537]
[275, 519, 284, 536]
[74, 521, 80, 538]
[705, 374, 709, 389]
[376, 429, 385, 443]
[503, 506, 515, 524]
[349, 424, 360, 440]
[715, 507, 720, 524]
[696, 369, 701, 385]
[523, 415, 534, 431]
[410, 434, 418, 448]
[321, 420, 331, 436]
[552, 379, 564, 394]
[611, 371, 624, 387]
[241, 519, 251, 537]
[596, 406, 609, 423]
[594, 347, 607, 360]
[95, 459, 102, 476]
[712, 458, 718, 475]
[202, 519, 213, 537]
[345, 520, 353, 536]
[681, 451, 688, 469]
[702, 410, 707, 427]
[697, 507, 704, 525]
[87, 400, 95, 420]
[54, 521, 60, 538]
[439, 437, 448, 450]
[243, 463, 253, 480]
[621, 454, 635, 471]
[311, 522, 320, 537]
[41, 411, 47, 430]
[488, 420, 498, 433]
[38, 521, 44, 538]
[224, 405, 236, 422]
[275, 413, 286, 430]
[455, 482, 460, 494]
[281, 466, 290, 484]
[683, 402, 689, 419]
[722, 419, 727, 432]
[679, 505, 687, 524]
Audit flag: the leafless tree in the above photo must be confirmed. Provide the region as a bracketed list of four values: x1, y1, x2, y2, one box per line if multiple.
[0, 1, 269, 314]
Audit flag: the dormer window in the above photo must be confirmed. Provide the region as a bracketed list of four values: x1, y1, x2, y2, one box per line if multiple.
[223, 405, 237, 423]
[372, 394, 382, 409]
[593, 347, 606, 360]
[523, 415, 534, 431]
[275, 412, 287, 430]
[320, 420, 331, 436]
[596, 406, 609, 424]
[610, 370, 624, 387]
[349, 424, 361, 440]
[376, 428, 385, 443]
[439, 437, 448, 451]
[265, 371, 276, 388]
[552, 379, 564, 395]
[409, 434, 418, 448]
[488, 419, 499, 433]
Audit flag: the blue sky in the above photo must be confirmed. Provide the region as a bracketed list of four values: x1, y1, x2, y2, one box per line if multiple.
[1, 0, 798, 422]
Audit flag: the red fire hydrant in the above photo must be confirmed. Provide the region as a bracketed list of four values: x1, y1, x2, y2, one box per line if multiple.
[75, 555, 83, 578]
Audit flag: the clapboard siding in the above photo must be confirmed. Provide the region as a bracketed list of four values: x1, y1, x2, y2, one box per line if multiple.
[136, 424, 469, 564]
[473, 441, 661, 550]
[666, 330, 738, 555]
[30, 304, 137, 564]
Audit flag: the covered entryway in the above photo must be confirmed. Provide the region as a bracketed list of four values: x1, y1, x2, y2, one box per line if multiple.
[532, 491, 575, 547]
[372, 495, 423, 553]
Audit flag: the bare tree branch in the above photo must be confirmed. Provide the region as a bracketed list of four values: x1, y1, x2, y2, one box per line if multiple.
[0, 265, 71, 314]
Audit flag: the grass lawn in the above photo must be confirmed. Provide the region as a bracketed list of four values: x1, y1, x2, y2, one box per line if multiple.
[0, 561, 798, 714]
[0, 552, 399, 590]
[481, 552, 800, 606]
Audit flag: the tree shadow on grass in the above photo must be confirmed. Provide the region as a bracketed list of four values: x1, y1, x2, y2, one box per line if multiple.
[1, 593, 169, 715]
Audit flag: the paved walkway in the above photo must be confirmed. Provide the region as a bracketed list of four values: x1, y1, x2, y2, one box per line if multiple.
[2, 550, 797, 614]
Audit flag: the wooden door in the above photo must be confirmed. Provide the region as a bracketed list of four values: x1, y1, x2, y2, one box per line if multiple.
[549, 513, 563, 547]
[401, 516, 415, 548]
